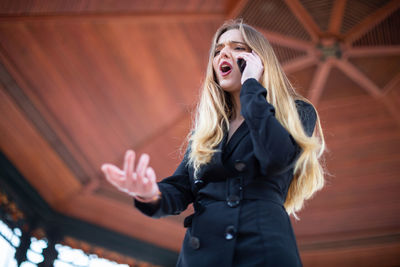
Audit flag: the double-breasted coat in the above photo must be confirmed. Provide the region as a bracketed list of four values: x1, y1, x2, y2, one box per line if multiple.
[135, 78, 317, 267]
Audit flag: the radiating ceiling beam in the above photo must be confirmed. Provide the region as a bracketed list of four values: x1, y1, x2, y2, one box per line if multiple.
[283, 0, 321, 42]
[383, 72, 400, 95]
[344, 0, 400, 45]
[226, 0, 250, 18]
[328, 0, 347, 35]
[343, 45, 400, 59]
[0, 12, 224, 23]
[308, 58, 334, 104]
[381, 96, 400, 127]
[258, 28, 314, 52]
[282, 55, 318, 74]
[334, 59, 383, 98]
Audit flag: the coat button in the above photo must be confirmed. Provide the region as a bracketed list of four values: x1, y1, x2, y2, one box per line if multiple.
[225, 225, 236, 240]
[189, 236, 200, 249]
[194, 179, 205, 189]
[234, 160, 246, 172]
[226, 194, 240, 208]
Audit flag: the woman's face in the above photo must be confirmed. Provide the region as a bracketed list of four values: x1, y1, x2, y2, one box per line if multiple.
[212, 29, 251, 93]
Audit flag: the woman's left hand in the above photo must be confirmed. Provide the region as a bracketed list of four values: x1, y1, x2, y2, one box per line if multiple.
[238, 51, 264, 84]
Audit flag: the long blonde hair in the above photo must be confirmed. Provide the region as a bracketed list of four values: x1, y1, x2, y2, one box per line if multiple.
[187, 20, 325, 217]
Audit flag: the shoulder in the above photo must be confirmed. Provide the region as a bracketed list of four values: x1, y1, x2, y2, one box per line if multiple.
[295, 100, 317, 137]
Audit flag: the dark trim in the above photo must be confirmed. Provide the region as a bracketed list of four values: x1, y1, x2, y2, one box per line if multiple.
[299, 232, 400, 251]
[0, 150, 178, 266]
[0, 56, 90, 184]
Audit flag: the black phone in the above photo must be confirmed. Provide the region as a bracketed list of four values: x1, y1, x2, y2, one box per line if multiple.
[237, 58, 246, 74]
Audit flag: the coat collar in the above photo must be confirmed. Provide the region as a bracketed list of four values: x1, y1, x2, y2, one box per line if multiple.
[196, 121, 249, 181]
[222, 121, 249, 160]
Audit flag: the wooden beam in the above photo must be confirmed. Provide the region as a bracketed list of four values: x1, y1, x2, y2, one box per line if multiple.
[283, 55, 318, 74]
[344, 0, 400, 45]
[226, 0, 250, 19]
[283, 0, 321, 42]
[334, 59, 383, 98]
[308, 58, 334, 104]
[343, 45, 400, 59]
[0, 12, 224, 23]
[62, 193, 185, 252]
[258, 28, 314, 52]
[381, 96, 400, 128]
[0, 82, 83, 210]
[0, 50, 92, 186]
[383, 72, 400, 95]
[328, 0, 347, 35]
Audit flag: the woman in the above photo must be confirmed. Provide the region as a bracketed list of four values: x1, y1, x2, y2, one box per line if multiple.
[102, 20, 325, 267]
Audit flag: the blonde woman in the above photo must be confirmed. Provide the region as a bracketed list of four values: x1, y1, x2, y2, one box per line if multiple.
[102, 20, 325, 267]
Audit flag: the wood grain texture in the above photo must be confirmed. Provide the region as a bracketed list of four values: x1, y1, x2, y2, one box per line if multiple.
[0, 0, 399, 264]
[0, 0, 226, 15]
[0, 84, 82, 208]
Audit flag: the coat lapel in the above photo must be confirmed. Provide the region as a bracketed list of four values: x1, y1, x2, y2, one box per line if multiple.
[196, 122, 249, 181]
[223, 121, 249, 160]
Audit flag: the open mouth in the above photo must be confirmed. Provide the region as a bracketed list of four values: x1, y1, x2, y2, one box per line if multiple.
[219, 62, 232, 76]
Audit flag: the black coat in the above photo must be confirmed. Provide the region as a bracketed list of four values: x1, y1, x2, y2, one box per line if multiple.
[135, 78, 317, 267]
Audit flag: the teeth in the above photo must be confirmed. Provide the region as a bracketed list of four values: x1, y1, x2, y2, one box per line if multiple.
[220, 64, 231, 72]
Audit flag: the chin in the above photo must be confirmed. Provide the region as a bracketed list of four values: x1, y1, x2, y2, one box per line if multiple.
[219, 80, 241, 93]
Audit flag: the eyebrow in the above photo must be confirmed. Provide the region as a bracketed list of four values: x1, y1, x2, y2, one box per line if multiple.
[215, 41, 248, 49]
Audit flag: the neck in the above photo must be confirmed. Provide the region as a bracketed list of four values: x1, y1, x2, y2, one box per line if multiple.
[230, 90, 243, 121]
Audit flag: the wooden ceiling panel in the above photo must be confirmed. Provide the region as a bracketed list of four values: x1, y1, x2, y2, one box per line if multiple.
[271, 44, 307, 64]
[61, 193, 185, 251]
[288, 64, 317, 96]
[352, 5, 400, 46]
[292, 95, 400, 239]
[340, 0, 391, 34]
[299, 0, 334, 32]
[0, 1, 399, 265]
[0, 17, 222, 187]
[0, 0, 226, 15]
[319, 66, 368, 101]
[301, 241, 400, 267]
[96, 112, 192, 201]
[349, 55, 400, 89]
[239, 0, 312, 41]
[0, 84, 82, 209]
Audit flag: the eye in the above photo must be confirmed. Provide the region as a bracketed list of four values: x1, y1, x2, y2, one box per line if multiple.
[234, 46, 246, 51]
[214, 50, 220, 56]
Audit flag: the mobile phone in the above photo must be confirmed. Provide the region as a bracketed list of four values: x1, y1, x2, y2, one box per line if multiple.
[237, 58, 246, 74]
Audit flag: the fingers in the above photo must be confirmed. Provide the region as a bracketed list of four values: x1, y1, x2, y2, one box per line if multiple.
[101, 152, 157, 198]
[146, 167, 156, 183]
[123, 150, 135, 180]
[238, 51, 264, 84]
[102, 164, 125, 188]
[136, 153, 150, 181]
[237, 51, 262, 66]
[146, 167, 158, 195]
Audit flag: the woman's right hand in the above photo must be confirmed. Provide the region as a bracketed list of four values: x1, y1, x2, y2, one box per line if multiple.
[101, 150, 160, 202]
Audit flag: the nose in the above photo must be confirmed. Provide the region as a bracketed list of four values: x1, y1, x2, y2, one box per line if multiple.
[219, 46, 230, 59]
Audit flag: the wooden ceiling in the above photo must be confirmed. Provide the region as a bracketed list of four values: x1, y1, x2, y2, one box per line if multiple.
[0, 0, 399, 266]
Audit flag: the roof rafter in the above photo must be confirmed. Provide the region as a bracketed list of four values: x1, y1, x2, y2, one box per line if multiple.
[258, 28, 314, 52]
[328, 0, 347, 35]
[334, 59, 383, 98]
[308, 58, 334, 104]
[283, 55, 318, 74]
[344, 0, 400, 45]
[283, 0, 321, 42]
[343, 45, 400, 59]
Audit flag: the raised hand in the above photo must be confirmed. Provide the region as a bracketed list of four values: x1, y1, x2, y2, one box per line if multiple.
[238, 51, 264, 85]
[101, 150, 160, 202]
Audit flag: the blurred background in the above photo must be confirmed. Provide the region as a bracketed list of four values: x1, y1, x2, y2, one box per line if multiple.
[0, 0, 399, 266]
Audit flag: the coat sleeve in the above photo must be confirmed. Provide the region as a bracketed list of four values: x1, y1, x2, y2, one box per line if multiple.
[134, 147, 194, 218]
[240, 78, 316, 175]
